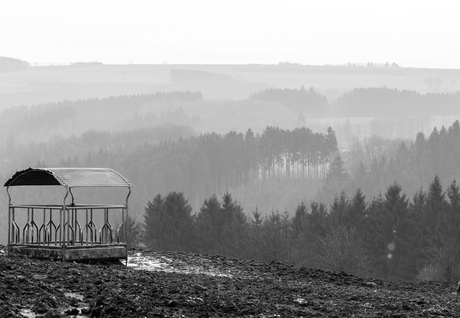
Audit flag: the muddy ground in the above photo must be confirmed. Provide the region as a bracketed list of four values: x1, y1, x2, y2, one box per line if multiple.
[1, 248, 460, 317]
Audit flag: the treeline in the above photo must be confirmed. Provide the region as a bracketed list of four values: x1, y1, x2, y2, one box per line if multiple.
[70, 62, 104, 66]
[0, 56, 29, 73]
[343, 120, 460, 202]
[59, 126, 337, 212]
[250, 87, 329, 117]
[335, 87, 460, 117]
[142, 175, 460, 282]
[3, 88, 460, 137]
[0, 91, 202, 141]
[168, 69, 266, 99]
[170, 69, 237, 87]
[0, 91, 202, 124]
[2, 88, 460, 146]
[249, 86, 460, 117]
[0, 121, 336, 221]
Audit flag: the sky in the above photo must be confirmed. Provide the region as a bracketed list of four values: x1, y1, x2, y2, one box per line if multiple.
[1, 0, 459, 68]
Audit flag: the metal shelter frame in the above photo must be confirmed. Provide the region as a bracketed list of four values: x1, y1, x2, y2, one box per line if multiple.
[5, 167, 132, 262]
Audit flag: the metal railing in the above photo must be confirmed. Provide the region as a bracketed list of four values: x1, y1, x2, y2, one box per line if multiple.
[8, 204, 127, 247]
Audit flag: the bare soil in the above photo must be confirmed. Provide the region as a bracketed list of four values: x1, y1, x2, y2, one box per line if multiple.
[1, 247, 459, 317]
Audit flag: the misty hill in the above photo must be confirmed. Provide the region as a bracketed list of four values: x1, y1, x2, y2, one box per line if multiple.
[334, 87, 460, 117]
[2, 88, 460, 147]
[0, 91, 202, 142]
[250, 86, 329, 117]
[0, 56, 29, 73]
[1, 63, 460, 111]
[170, 69, 237, 87]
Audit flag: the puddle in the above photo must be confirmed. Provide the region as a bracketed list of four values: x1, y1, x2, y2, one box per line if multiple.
[64, 292, 85, 301]
[20, 308, 89, 318]
[19, 309, 35, 318]
[19, 292, 89, 317]
[127, 253, 233, 277]
[64, 292, 89, 317]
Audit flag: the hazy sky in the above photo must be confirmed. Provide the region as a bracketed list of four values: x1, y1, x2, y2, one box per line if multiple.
[1, 0, 459, 68]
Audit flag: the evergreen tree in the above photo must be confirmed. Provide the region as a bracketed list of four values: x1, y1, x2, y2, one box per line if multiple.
[363, 196, 384, 277]
[254, 210, 291, 262]
[218, 192, 249, 258]
[292, 201, 308, 240]
[195, 192, 249, 258]
[409, 188, 427, 272]
[143, 192, 195, 252]
[417, 178, 460, 281]
[251, 206, 264, 226]
[328, 192, 348, 229]
[117, 215, 142, 249]
[143, 194, 163, 249]
[381, 184, 412, 280]
[290, 202, 309, 265]
[300, 201, 328, 268]
[320, 154, 349, 202]
[194, 194, 222, 254]
[343, 188, 367, 234]
[445, 181, 460, 243]
[421, 176, 448, 252]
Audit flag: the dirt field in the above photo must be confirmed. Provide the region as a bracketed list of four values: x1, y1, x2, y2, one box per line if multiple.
[1, 248, 459, 317]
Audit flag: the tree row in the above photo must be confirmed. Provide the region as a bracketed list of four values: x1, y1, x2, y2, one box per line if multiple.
[142, 174, 460, 282]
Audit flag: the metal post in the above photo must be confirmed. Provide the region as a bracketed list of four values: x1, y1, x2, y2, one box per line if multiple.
[125, 187, 132, 265]
[7, 187, 11, 247]
[62, 188, 69, 250]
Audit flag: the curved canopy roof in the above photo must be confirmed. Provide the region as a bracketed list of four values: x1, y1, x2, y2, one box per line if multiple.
[4, 168, 131, 188]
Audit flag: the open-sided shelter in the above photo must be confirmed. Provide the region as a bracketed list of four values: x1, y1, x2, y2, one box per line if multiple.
[5, 167, 132, 262]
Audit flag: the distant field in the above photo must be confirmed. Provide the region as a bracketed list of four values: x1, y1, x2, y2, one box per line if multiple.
[1, 64, 459, 110]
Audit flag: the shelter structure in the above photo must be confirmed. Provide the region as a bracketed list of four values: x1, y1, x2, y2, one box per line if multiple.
[5, 167, 132, 262]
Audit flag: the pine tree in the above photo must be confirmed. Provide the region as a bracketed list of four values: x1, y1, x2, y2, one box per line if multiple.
[321, 154, 349, 202]
[446, 180, 460, 243]
[409, 188, 426, 273]
[328, 192, 348, 229]
[290, 202, 309, 266]
[117, 215, 142, 248]
[255, 210, 291, 262]
[292, 201, 307, 239]
[381, 183, 412, 280]
[195, 192, 249, 258]
[143, 192, 195, 252]
[251, 206, 264, 226]
[343, 188, 367, 234]
[365, 184, 412, 280]
[419, 179, 460, 281]
[421, 176, 448, 251]
[218, 192, 249, 258]
[143, 194, 164, 248]
[299, 201, 328, 268]
[194, 194, 222, 254]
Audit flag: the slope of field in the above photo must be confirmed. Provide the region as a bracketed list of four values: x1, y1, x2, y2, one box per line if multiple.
[1, 248, 459, 317]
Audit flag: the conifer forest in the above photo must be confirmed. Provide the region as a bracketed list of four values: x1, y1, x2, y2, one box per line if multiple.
[2, 61, 460, 282]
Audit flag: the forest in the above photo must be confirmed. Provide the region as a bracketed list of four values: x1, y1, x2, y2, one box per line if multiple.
[0, 56, 29, 73]
[0, 83, 460, 282]
[142, 174, 460, 282]
[1, 88, 460, 214]
[334, 87, 460, 117]
[139, 121, 460, 282]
